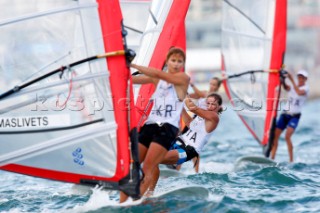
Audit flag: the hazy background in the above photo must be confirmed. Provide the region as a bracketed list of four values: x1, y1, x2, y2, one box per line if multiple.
[185, 0, 320, 99]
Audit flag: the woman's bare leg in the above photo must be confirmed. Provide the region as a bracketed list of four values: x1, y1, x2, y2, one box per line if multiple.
[271, 128, 283, 160]
[119, 143, 148, 203]
[285, 127, 295, 162]
[140, 143, 168, 196]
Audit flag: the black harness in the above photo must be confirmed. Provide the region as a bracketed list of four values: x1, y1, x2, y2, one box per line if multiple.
[176, 137, 199, 165]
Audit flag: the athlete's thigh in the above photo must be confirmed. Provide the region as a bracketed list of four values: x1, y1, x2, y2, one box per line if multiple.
[143, 142, 168, 167]
[139, 143, 148, 163]
[161, 149, 180, 164]
[285, 126, 295, 138]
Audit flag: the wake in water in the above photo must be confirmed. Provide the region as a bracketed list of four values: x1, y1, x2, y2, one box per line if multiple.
[58, 186, 146, 213]
[65, 188, 115, 213]
[61, 177, 218, 213]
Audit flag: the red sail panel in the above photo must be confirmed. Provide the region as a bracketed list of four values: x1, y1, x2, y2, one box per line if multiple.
[262, 0, 287, 145]
[98, 0, 138, 179]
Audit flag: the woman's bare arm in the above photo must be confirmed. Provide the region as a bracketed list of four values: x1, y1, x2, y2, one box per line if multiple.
[287, 73, 307, 96]
[189, 83, 207, 98]
[185, 97, 219, 132]
[132, 75, 155, 84]
[181, 108, 192, 127]
[131, 63, 189, 86]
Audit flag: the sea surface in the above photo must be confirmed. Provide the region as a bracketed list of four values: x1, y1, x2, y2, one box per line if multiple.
[1, 99, 320, 213]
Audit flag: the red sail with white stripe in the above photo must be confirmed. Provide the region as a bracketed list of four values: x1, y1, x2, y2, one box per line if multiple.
[0, 0, 140, 198]
[221, 0, 287, 156]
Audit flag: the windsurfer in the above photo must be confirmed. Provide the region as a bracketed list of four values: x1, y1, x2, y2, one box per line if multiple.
[148, 93, 222, 195]
[181, 77, 221, 173]
[270, 70, 309, 162]
[120, 47, 189, 202]
[189, 77, 221, 99]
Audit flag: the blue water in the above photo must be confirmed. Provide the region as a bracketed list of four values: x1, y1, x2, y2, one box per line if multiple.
[1, 99, 320, 213]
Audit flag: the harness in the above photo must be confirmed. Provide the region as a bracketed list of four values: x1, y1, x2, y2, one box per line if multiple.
[176, 137, 199, 166]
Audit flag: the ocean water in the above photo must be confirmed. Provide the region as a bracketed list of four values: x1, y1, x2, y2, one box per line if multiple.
[1, 99, 319, 213]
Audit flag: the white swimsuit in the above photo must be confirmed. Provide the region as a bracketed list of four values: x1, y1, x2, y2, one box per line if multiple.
[284, 84, 309, 114]
[179, 115, 213, 154]
[145, 80, 183, 128]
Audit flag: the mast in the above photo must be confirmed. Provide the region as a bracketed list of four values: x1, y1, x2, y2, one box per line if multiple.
[97, 0, 140, 197]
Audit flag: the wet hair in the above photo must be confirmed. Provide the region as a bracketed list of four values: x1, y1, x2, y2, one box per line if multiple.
[211, 77, 222, 88]
[166, 47, 186, 63]
[207, 93, 223, 114]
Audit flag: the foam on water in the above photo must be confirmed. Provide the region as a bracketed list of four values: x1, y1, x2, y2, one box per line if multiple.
[202, 161, 234, 174]
[61, 187, 118, 213]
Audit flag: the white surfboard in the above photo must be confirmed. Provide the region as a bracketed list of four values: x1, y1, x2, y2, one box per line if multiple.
[235, 155, 277, 166]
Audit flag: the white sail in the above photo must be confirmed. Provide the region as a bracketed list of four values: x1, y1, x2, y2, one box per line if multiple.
[0, 0, 140, 198]
[221, 0, 287, 155]
[120, 0, 151, 52]
[133, 0, 174, 67]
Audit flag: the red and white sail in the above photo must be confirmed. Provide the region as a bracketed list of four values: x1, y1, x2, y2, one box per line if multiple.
[221, 0, 287, 156]
[0, 0, 139, 198]
[133, 0, 191, 127]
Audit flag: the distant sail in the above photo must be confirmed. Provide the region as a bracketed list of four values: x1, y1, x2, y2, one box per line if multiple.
[133, 0, 191, 127]
[221, 0, 287, 156]
[0, 0, 140, 198]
